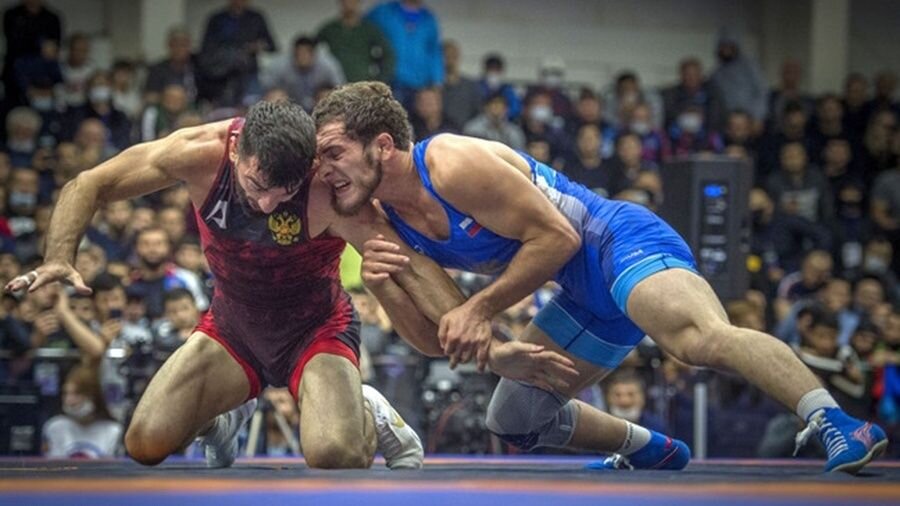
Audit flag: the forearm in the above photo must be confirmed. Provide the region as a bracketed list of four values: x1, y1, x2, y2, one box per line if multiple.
[390, 254, 466, 324]
[43, 176, 101, 264]
[56, 307, 106, 358]
[468, 237, 574, 317]
[367, 277, 443, 357]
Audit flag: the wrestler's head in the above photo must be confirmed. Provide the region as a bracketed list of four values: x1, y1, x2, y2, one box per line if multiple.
[229, 100, 316, 215]
[313, 82, 412, 216]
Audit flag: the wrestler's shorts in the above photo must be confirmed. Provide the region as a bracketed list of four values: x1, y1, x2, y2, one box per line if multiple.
[534, 202, 698, 370]
[194, 293, 360, 402]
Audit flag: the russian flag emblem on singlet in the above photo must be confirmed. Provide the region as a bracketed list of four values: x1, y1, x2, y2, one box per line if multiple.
[458, 217, 483, 238]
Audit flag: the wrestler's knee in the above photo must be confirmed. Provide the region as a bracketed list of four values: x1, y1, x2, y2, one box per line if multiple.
[125, 417, 176, 466]
[304, 436, 370, 469]
[485, 378, 576, 451]
[667, 320, 733, 369]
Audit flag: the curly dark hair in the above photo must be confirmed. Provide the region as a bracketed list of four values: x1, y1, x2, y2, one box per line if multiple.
[239, 100, 316, 191]
[312, 81, 412, 150]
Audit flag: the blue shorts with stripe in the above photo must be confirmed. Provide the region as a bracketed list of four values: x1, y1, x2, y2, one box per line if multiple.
[532, 202, 698, 370]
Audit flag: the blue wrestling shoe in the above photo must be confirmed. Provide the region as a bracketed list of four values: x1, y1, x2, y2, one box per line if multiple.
[585, 430, 691, 470]
[794, 407, 888, 474]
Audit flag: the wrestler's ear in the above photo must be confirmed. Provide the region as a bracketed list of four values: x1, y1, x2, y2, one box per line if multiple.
[373, 132, 394, 159]
[228, 136, 239, 165]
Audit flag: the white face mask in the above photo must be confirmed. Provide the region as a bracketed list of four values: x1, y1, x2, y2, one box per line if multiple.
[542, 73, 563, 88]
[609, 405, 642, 422]
[31, 96, 54, 112]
[8, 139, 36, 153]
[678, 113, 703, 134]
[485, 73, 502, 90]
[631, 121, 651, 135]
[90, 86, 112, 104]
[529, 105, 553, 124]
[63, 399, 96, 420]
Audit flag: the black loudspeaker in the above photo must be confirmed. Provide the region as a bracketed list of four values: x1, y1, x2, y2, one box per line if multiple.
[659, 156, 752, 302]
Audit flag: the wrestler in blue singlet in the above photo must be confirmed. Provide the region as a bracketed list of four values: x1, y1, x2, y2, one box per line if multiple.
[381, 136, 698, 369]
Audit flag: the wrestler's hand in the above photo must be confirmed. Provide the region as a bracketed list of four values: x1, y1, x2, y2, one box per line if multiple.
[439, 301, 493, 371]
[488, 340, 580, 392]
[4, 261, 91, 295]
[360, 234, 409, 287]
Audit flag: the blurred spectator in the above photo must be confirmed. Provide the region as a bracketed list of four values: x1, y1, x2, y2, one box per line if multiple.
[662, 57, 726, 132]
[463, 92, 525, 150]
[128, 227, 208, 321]
[758, 101, 813, 181]
[625, 101, 668, 164]
[266, 35, 344, 112]
[441, 40, 481, 130]
[726, 299, 766, 332]
[42, 364, 122, 458]
[723, 109, 758, 160]
[567, 88, 616, 160]
[862, 71, 899, 122]
[73, 243, 107, 289]
[666, 104, 724, 158]
[144, 26, 198, 106]
[110, 60, 142, 120]
[366, 0, 444, 107]
[525, 57, 573, 119]
[861, 109, 898, 181]
[22, 283, 69, 350]
[775, 249, 833, 320]
[7, 167, 41, 259]
[13, 40, 63, 119]
[605, 132, 658, 198]
[155, 288, 199, 352]
[87, 200, 135, 263]
[174, 239, 210, 293]
[710, 34, 767, 129]
[603, 71, 664, 130]
[157, 206, 188, 246]
[842, 73, 870, 144]
[139, 84, 191, 142]
[1, 0, 61, 108]
[766, 142, 833, 224]
[852, 275, 887, 322]
[871, 158, 899, 273]
[350, 287, 393, 357]
[521, 90, 568, 162]
[776, 278, 858, 346]
[261, 387, 300, 456]
[5, 106, 41, 167]
[807, 94, 848, 166]
[27, 77, 64, 147]
[768, 59, 814, 131]
[59, 33, 96, 108]
[198, 0, 277, 107]
[526, 136, 552, 166]
[830, 178, 869, 275]
[561, 124, 607, 196]
[63, 72, 133, 151]
[410, 87, 457, 141]
[478, 53, 521, 120]
[316, 0, 394, 83]
[73, 118, 117, 164]
[602, 368, 668, 434]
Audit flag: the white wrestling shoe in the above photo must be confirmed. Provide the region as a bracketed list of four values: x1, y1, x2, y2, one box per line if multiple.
[362, 385, 424, 470]
[200, 398, 258, 468]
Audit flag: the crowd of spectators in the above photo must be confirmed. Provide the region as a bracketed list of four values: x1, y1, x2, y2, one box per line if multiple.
[0, 0, 898, 459]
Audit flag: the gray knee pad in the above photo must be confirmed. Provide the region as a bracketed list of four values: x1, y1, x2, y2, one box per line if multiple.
[485, 378, 578, 451]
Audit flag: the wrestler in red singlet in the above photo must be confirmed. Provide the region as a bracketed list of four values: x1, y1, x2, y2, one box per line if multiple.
[195, 118, 359, 401]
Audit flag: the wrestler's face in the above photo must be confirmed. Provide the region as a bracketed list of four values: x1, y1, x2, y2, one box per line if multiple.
[230, 141, 299, 215]
[316, 122, 383, 216]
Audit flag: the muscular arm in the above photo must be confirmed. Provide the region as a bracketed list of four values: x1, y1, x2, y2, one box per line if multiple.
[45, 124, 225, 265]
[8, 122, 228, 294]
[427, 136, 581, 319]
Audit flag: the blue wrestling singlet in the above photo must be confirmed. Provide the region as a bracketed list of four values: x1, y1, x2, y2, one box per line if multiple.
[381, 137, 698, 369]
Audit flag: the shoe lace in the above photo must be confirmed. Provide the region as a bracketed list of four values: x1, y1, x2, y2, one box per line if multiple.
[794, 412, 849, 459]
[603, 453, 634, 470]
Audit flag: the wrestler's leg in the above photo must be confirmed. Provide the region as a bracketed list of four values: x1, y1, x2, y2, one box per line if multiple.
[297, 353, 375, 469]
[124, 332, 251, 465]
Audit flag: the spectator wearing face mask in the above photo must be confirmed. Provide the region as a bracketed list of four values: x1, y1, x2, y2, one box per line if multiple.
[463, 92, 525, 150]
[624, 101, 669, 164]
[63, 71, 132, 151]
[5, 106, 42, 167]
[666, 104, 724, 158]
[42, 364, 123, 458]
[520, 90, 568, 162]
[662, 57, 727, 132]
[525, 57, 572, 119]
[59, 32, 96, 108]
[602, 369, 669, 435]
[602, 71, 664, 131]
[478, 53, 521, 121]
